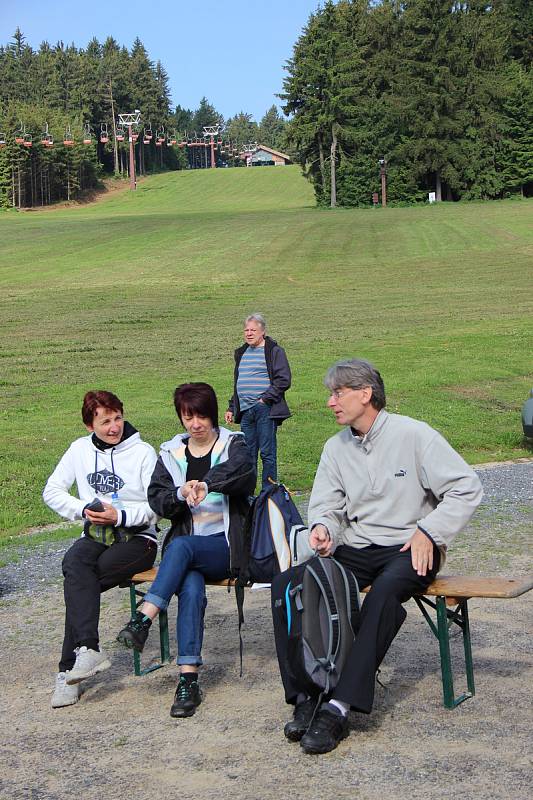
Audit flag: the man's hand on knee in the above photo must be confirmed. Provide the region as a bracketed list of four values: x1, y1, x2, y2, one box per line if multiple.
[309, 524, 333, 557]
[400, 529, 434, 576]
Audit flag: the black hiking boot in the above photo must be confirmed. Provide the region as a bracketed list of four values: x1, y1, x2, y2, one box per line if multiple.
[300, 707, 349, 755]
[170, 674, 203, 718]
[116, 611, 152, 652]
[283, 698, 316, 742]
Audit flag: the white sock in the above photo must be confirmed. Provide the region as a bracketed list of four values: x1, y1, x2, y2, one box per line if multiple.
[328, 698, 349, 717]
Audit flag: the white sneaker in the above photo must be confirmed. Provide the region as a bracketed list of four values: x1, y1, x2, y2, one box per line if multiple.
[65, 646, 111, 684]
[51, 672, 81, 708]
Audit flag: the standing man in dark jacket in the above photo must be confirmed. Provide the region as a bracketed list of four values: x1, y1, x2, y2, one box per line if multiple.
[225, 313, 291, 490]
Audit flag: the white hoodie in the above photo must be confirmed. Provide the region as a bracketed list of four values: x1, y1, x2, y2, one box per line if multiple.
[43, 427, 158, 537]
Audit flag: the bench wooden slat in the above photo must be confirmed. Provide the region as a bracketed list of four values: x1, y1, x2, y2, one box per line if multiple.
[130, 568, 533, 599]
[421, 575, 533, 599]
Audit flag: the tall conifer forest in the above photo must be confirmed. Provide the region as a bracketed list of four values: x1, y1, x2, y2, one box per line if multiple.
[281, 0, 533, 206]
[0, 30, 185, 208]
[1, 1, 532, 208]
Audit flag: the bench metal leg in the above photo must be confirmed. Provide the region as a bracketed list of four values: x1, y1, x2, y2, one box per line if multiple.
[414, 595, 475, 709]
[128, 583, 171, 676]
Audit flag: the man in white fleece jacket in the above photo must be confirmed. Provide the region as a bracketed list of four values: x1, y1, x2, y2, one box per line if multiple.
[272, 358, 483, 755]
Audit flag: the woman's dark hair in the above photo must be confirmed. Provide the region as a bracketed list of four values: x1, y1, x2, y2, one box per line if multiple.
[173, 383, 218, 428]
[81, 390, 123, 425]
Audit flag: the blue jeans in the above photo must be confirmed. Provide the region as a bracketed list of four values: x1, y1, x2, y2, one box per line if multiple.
[144, 532, 230, 666]
[240, 401, 277, 490]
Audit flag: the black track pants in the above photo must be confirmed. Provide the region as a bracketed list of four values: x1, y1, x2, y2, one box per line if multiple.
[59, 535, 156, 672]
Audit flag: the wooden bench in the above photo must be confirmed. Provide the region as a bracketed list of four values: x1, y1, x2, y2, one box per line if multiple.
[125, 568, 533, 710]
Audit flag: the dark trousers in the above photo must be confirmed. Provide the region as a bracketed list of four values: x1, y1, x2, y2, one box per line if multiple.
[60, 535, 156, 672]
[271, 543, 440, 714]
[240, 402, 277, 490]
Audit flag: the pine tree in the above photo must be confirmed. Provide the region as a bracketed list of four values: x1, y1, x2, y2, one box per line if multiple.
[258, 105, 286, 149]
[499, 63, 533, 195]
[192, 97, 224, 134]
[224, 112, 258, 147]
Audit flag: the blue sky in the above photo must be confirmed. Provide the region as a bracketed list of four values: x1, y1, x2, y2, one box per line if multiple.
[2, 0, 321, 122]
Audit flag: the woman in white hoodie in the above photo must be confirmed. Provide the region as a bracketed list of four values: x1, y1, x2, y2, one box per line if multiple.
[43, 390, 158, 709]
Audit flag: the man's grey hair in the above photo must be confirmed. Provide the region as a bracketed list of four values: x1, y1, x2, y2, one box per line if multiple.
[324, 358, 386, 410]
[245, 313, 266, 330]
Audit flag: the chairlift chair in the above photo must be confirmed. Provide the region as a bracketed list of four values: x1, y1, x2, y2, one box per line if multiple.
[63, 127, 74, 146]
[41, 126, 54, 147]
[0, 132, 6, 147]
[15, 127, 24, 145]
[100, 123, 109, 144]
[23, 133, 33, 148]
[83, 123, 92, 145]
[144, 126, 153, 141]
[116, 126, 125, 142]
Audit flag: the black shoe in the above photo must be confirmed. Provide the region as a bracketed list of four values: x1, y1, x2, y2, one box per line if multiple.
[283, 698, 317, 742]
[116, 612, 152, 652]
[170, 675, 203, 718]
[300, 707, 349, 754]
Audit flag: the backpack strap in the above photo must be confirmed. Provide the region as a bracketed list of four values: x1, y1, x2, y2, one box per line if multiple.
[332, 557, 360, 637]
[234, 581, 246, 677]
[306, 558, 340, 664]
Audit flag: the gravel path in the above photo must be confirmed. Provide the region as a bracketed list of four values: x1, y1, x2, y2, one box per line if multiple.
[0, 462, 531, 800]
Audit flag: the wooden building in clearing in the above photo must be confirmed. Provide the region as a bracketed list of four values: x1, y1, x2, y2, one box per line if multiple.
[243, 145, 292, 166]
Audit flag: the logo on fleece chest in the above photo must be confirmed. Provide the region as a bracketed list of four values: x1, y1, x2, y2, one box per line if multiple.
[86, 469, 125, 495]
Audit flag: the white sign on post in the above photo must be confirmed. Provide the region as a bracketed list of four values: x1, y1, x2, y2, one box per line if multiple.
[428, 192, 436, 203]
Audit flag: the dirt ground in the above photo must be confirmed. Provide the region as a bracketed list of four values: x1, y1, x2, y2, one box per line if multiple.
[1, 464, 532, 800]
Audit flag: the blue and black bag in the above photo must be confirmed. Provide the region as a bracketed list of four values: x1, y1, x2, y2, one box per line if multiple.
[243, 482, 304, 583]
[284, 555, 361, 698]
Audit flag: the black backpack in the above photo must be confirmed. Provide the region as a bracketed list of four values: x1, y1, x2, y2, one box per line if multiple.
[243, 482, 304, 583]
[284, 555, 361, 698]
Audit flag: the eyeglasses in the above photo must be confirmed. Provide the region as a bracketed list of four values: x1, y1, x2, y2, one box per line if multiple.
[329, 386, 367, 400]
[329, 388, 354, 400]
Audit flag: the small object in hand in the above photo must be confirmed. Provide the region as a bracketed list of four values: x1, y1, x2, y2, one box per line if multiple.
[86, 498, 105, 512]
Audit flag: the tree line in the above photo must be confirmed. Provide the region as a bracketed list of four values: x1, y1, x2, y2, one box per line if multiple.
[0, 29, 288, 208]
[281, 0, 533, 206]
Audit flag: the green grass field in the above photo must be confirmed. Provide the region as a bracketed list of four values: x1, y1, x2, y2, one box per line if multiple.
[1, 165, 532, 539]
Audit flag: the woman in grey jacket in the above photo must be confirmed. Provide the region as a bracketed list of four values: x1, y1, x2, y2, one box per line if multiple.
[117, 383, 255, 718]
